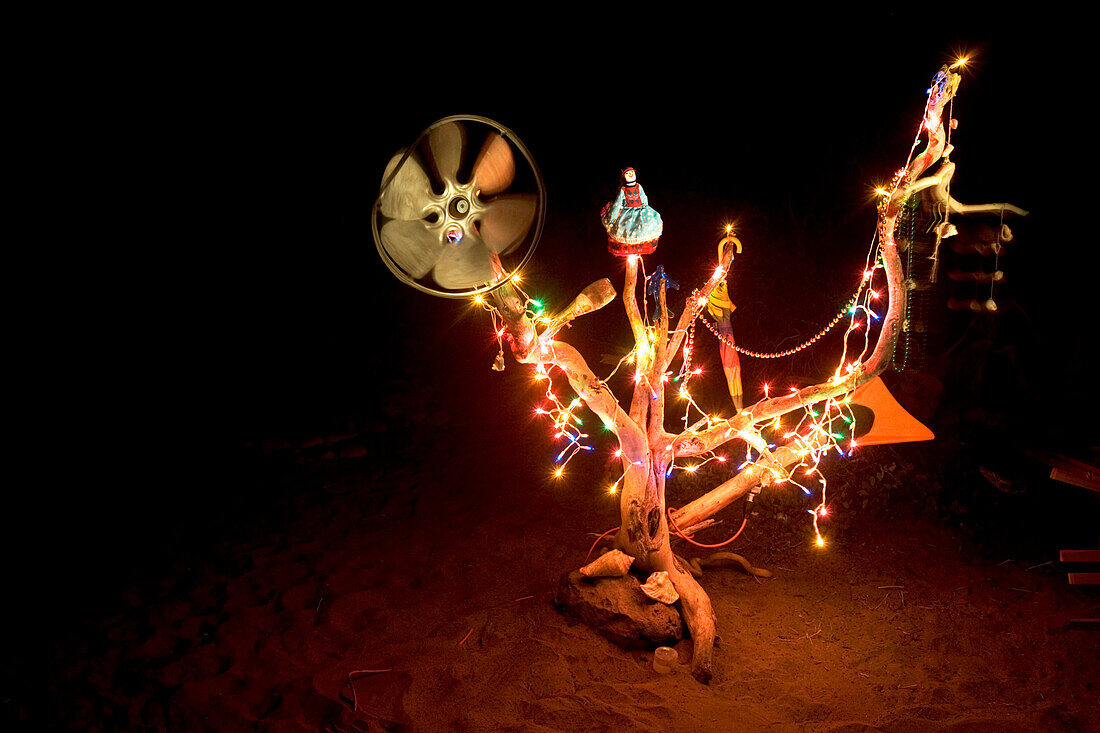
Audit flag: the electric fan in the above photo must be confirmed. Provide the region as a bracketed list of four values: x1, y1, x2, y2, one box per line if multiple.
[373, 115, 546, 298]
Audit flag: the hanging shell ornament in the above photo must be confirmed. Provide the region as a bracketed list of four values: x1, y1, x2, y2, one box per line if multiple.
[639, 571, 679, 604]
[579, 549, 634, 578]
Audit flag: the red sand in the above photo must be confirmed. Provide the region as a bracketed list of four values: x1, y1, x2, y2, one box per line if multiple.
[18, 397, 1098, 732]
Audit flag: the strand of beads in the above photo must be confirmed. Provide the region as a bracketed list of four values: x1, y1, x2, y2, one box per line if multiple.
[698, 298, 855, 359]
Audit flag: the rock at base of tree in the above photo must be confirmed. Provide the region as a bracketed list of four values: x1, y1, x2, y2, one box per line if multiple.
[554, 570, 683, 650]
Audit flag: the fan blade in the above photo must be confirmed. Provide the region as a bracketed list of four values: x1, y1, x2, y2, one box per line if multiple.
[379, 150, 433, 220]
[427, 121, 465, 184]
[432, 230, 494, 289]
[471, 132, 515, 196]
[380, 219, 445, 279]
[478, 194, 536, 255]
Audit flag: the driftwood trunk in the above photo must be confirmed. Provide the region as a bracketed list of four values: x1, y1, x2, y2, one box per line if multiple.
[491, 64, 1020, 682]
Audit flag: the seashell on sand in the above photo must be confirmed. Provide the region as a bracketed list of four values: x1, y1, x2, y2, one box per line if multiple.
[579, 549, 634, 578]
[639, 571, 679, 604]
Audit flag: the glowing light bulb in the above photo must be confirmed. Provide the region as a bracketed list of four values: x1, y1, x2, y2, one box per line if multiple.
[473, 294, 484, 305]
[816, 535, 825, 548]
[553, 467, 563, 478]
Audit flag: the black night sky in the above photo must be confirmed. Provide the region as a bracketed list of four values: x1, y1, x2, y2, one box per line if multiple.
[196, 17, 1083, 447]
[8, 11, 1095, 729]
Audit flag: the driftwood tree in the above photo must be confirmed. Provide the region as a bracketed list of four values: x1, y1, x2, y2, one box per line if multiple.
[483, 63, 1026, 682]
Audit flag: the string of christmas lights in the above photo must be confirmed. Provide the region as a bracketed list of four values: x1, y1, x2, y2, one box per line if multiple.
[476, 58, 969, 550]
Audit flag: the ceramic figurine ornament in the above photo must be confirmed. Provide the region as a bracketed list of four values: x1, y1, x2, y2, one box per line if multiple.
[601, 167, 664, 256]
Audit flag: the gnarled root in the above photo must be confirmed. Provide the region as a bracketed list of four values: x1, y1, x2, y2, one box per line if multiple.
[668, 558, 716, 683]
[677, 552, 773, 579]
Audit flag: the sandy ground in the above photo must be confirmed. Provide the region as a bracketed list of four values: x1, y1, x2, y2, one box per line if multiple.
[6, 360, 1097, 732]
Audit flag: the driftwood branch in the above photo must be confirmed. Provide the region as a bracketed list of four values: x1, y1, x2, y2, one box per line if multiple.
[664, 242, 737, 373]
[488, 64, 1024, 686]
[666, 65, 981, 529]
[908, 158, 1029, 218]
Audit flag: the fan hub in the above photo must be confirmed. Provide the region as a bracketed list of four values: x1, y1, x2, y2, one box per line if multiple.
[449, 195, 470, 218]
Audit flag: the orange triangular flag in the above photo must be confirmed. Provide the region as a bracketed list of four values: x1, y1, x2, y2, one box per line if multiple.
[847, 376, 934, 446]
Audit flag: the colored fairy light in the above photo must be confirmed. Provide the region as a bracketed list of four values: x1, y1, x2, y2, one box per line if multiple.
[460, 62, 974, 558]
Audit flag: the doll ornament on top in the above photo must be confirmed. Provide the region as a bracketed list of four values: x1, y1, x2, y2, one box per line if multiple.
[601, 167, 663, 256]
